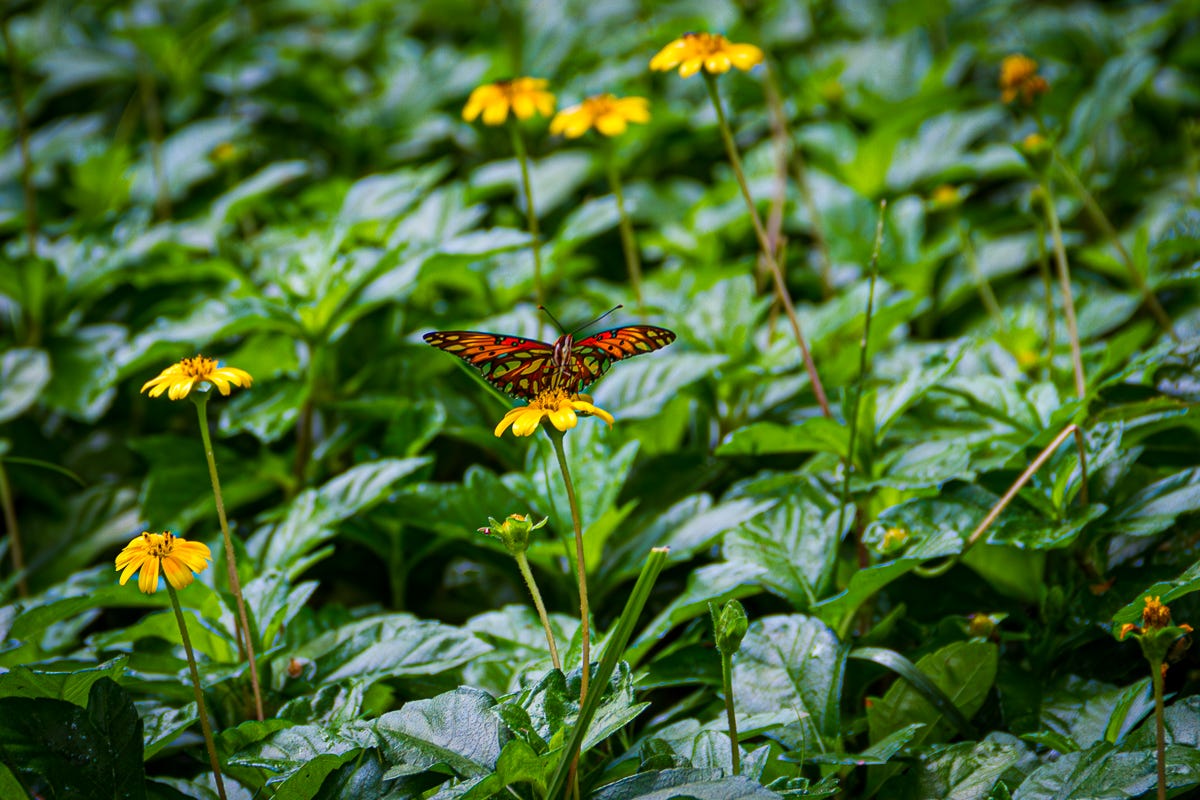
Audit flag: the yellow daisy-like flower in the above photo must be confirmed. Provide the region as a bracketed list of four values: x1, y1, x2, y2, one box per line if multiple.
[141, 355, 253, 400]
[549, 94, 650, 138]
[463, 77, 556, 126]
[649, 32, 763, 78]
[999, 54, 1049, 105]
[494, 389, 615, 438]
[115, 531, 212, 594]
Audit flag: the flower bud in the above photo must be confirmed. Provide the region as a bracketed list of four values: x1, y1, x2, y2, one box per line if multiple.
[1018, 133, 1052, 174]
[478, 513, 548, 556]
[710, 599, 749, 656]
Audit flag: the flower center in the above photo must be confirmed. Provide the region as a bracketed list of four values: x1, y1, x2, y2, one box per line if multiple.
[683, 32, 728, 56]
[143, 531, 177, 558]
[532, 388, 571, 410]
[180, 356, 218, 378]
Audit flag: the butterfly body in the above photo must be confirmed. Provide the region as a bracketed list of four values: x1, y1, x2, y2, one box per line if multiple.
[423, 325, 676, 400]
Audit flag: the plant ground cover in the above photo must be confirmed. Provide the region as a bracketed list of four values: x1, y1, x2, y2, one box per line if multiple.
[2, 0, 1200, 798]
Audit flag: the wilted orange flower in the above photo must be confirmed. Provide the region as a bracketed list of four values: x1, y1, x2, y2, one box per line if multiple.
[1000, 55, 1049, 105]
[550, 94, 650, 138]
[116, 531, 211, 594]
[494, 389, 614, 437]
[650, 33, 763, 78]
[141, 356, 253, 400]
[463, 78, 556, 126]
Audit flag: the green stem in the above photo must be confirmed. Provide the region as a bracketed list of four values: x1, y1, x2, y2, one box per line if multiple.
[545, 427, 589, 703]
[720, 650, 740, 774]
[167, 583, 229, 800]
[510, 123, 545, 307]
[514, 552, 561, 670]
[1, 17, 37, 258]
[547, 547, 670, 799]
[605, 147, 644, 314]
[1051, 153, 1177, 341]
[836, 203, 887, 561]
[954, 217, 1004, 326]
[1038, 183, 1090, 505]
[0, 462, 28, 598]
[1151, 658, 1167, 800]
[193, 394, 265, 721]
[704, 73, 831, 419]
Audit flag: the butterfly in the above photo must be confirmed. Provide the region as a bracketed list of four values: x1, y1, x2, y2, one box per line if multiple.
[423, 324, 676, 400]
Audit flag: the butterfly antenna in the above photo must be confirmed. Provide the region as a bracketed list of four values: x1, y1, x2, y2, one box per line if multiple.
[537, 305, 568, 335]
[570, 304, 624, 335]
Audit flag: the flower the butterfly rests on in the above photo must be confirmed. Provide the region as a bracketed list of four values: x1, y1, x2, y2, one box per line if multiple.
[423, 325, 676, 400]
[424, 324, 677, 436]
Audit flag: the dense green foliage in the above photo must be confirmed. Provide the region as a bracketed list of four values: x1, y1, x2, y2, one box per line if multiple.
[3, 0, 1200, 798]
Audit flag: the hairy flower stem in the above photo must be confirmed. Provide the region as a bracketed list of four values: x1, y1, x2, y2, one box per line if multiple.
[721, 650, 740, 774]
[193, 394, 265, 721]
[1039, 184, 1089, 504]
[1151, 657, 1167, 800]
[0, 463, 27, 597]
[837, 203, 887, 558]
[954, 218, 1004, 326]
[546, 427, 590, 704]
[510, 124, 545, 308]
[606, 146, 645, 313]
[1, 17, 38, 257]
[514, 551, 561, 670]
[167, 583, 229, 800]
[704, 74, 831, 419]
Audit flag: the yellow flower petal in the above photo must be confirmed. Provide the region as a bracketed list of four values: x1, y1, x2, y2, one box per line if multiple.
[548, 405, 578, 431]
[138, 556, 161, 594]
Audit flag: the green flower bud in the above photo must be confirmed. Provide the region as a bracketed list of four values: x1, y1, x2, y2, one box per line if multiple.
[710, 599, 749, 656]
[478, 513, 548, 556]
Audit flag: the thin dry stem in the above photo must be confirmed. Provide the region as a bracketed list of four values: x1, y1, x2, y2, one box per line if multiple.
[606, 152, 645, 313]
[705, 75, 831, 418]
[1040, 184, 1089, 504]
[0, 463, 28, 597]
[966, 424, 1078, 549]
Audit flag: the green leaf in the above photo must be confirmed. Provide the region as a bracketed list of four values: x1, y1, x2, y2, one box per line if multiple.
[732, 615, 843, 752]
[723, 482, 849, 607]
[0, 347, 50, 422]
[718, 418, 849, 458]
[377, 687, 507, 779]
[137, 700, 198, 760]
[866, 641, 998, 795]
[850, 648, 976, 738]
[1011, 740, 1200, 800]
[0, 677, 145, 800]
[1101, 467, 1200, 538]
[227, 721, 375, 791]
[281, 614, 490, 684]
[249, 458, 429, 572]
[592, 768, 782, 800]
[895, 734, 1030, 800]
[0, 655, 127, 706]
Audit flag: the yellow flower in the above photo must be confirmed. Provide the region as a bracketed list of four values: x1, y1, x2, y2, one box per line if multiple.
[116, 531, 211, 594]
[1000, 54, 1049, 105]
[494, 389, 614, 437]
[650, 33, 763, 78]
[463, 77, 556, 126]
[141, 355, 253, 400]
[550, 94, 650, 138]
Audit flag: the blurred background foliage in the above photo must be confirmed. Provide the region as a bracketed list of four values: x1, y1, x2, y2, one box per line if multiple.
[2, 0, 1200, 797]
